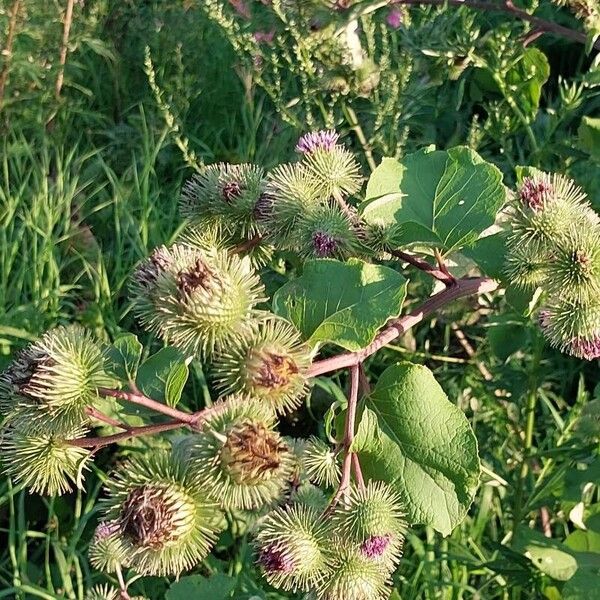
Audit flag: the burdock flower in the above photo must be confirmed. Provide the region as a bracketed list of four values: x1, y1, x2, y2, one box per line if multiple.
[189, 396, 293, 510]
[331, 482, 407, 555]
[299, 132, 362, 199]
[544, 228, 600, 302]
[264, 163, 324, 244]
[254, 504, 331, 592]
[0, 425, 91, 496]
[503, 243, 547, 290]
[316, 542, 392, 600]
[84, 585, 120, 600]
[180, 163, 267, 237]
[211, 319, 312, 414]
[295, 204, 359, 260]
[0, 325, 114, 435]
[102, 450, 221, 577]
[509, 173, 599, 252]
[537, 298, 600, 359]
[130, 244, 265, 357]
[302, 436, 341, 488]
[89, 520, 130, 573]
[295, 130, 340, 154]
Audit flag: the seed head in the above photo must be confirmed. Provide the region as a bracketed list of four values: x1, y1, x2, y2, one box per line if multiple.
[189, 396, 293, 510]
[130, 244, 265, 358]
[212, 319, 311, 414]
[302, 436, 341, 488]
[103, 451, 221, 576]
[0, 425, 90, 496]
[0, 325, 114, 435]
[254, 504, 331, 592]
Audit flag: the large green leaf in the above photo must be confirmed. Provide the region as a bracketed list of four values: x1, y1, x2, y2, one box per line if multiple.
[353, 363, 480, 535]
[272, 259, 408, 351]
[360, 147, 506, 253]
[166, 573, 236, 600]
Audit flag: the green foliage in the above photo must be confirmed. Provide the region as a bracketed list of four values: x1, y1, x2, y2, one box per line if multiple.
[273, 259, 408, 351]
[361, 147, 506, 252]
[353, 363, 480, 536]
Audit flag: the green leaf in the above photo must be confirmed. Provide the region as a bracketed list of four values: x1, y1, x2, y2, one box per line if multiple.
[353, 363, 480, 536]
[166, 573, 236, 600]
[578, 116, 600, 161]
[461, 232, 507, 280]
[272, 258, 408, 351]
[106, 333, 143, 381]
[364, 155, 407, 200]
[486, 316, 528, 361]
[136, 346, 190, 407]
[361, 147, 506, 253]
[505, 48, 550, 119]
[563, 568, 600, 600]
[512, 527, 578, 581]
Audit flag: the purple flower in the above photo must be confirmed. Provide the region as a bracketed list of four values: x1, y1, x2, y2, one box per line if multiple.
[519, 177, 552, 211]
[538, 309, 551, 330]
[312, 231, 339, 257]
[258, 543, 295, 573]
[94, 521, 120, 541]
[254, 30, 275, 44]
[360, 534, 391, 559]
[386, 9, 403, 28]
[569, 334, 600, 360]
[295, 130, 339, 154]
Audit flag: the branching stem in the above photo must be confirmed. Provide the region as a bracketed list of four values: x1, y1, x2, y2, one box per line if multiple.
[390, 248, 456, 285]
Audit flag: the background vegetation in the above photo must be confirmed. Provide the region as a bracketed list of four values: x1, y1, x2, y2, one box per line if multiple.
[0, 0, 599, 598]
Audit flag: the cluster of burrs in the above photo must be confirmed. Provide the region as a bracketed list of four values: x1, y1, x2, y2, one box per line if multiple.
[505, 172, 600, 359]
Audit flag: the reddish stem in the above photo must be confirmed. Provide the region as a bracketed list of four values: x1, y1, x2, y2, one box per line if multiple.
[308, 276, 498, 377]
[329, 364, 361, 508]
[390, 248, 455, 285]
[69, 421, 186, 449]
[98, 388, 197, 425]
[85, 406, 128, 430]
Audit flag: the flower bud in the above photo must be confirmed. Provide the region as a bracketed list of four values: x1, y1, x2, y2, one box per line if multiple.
[0, 325, 114, 435]
[331, 481, 407, 551]
[189, 396, 293, 510]
[300, 132, 362, 199]
[316, 542, 391, 600]
[103, 451, 221, 576]
[130, 244, 265, 357]
[212, 319, 311, 414]
[180, 163, 267, 237]
[290, 482, 329, 512]
[0, 425, 90, 496]
[302, 436, 341, 488]
[89, 521, 129, 573]
[538, 298, 600, 359]
[254, 504, 331, 592]
[503, 243, 547, 290]
[84, 585, 120, 600]
[295, 204, 359, 259]
[544, 228, 600, 302]
[264, 162, 324, 245]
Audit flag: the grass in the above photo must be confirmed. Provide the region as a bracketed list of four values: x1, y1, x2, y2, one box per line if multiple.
[0, 0, 599, 598]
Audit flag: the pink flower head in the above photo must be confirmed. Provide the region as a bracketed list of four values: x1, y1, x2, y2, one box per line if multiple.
[295, 130, 339, 154]
[386, 9, 403, 28]
[312, 231, 339, 257]
[360, 534, 392, 559]
[258, 543, 295, 573]
[254, 30, 275, 44]
[569, 334, 600, 360]
[94, 521, 120, 541]
[519, 176, 552, 211]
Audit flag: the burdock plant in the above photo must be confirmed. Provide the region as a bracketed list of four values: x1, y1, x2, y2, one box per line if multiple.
[3, 130, 599, 599]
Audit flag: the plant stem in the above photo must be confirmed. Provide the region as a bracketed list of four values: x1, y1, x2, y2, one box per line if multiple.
[329, 364, 361, 507]
[55, 0, 75, 100]
[69, 421, 187, 449]
[389, 248, 456, 285]
[98, 388, 197, 424]
[308, 276, 498, 377]
[84, 406, 127, 430]
[341, 0, 599, 50]
[511, 339, 541, 535]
